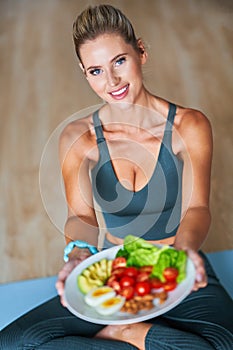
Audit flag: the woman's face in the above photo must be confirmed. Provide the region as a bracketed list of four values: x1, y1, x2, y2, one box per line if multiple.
[79, 33, 147, 105]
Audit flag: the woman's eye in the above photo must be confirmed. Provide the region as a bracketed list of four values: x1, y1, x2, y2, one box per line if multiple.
[115, 57, 126, 67]
[89, 68, 102, 76]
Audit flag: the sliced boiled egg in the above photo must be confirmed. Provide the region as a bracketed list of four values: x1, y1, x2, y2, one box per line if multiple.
[95, 295, 125, 315]
[84, 286, 116, 307]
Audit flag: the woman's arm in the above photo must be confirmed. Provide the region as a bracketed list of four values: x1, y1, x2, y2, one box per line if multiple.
[60, 120, 100, 254]
[173, 108, 213, 289]
[56, 120, 100, 304]
[174, 109, 213, 250]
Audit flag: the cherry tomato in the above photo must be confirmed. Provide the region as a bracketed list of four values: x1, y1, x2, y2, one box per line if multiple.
[150, 277, 163, 289]
[136, 272, 150, 283]
[135, 281, 151, 296]
[163, 267, 179, 282]
[120, 276, 135, 288]
[163, 280, 177, 292]
[107, 276, 121, 292]
[119, 286, 135, 300]
[123, 267, 138, 278]
[111, 267, 126, 278]
[112, 257, 127, 270]
[138, 266, 153, 275]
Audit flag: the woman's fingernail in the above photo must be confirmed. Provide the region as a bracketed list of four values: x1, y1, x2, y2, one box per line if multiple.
[196, 273, 202, 282]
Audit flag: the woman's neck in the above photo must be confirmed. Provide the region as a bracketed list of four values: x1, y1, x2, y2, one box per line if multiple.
[99, 92, 168, 130]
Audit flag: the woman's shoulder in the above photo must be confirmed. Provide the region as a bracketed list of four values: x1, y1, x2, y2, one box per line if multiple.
[174, 105, 213, 154]
[152, 97, 211, 130]
[175, 105, 212, 136]
[60, 114, 92, 140]
[59, 113, 96, 162]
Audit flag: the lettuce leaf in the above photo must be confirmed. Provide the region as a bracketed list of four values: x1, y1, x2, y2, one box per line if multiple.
[115, 248, 129, 259]
[123, 235, 157, 253]
[116, 235, 187, 283]
[176, 250, 187, 283]
[151, 252, 171, 282]
[127, 245, 171, 268]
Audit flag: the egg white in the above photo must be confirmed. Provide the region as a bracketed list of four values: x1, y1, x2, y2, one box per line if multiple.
[84, 286, 116, 307]
[95, 295, 125, 315]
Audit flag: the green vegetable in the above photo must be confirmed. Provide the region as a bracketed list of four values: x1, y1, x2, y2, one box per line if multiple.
[77, 258, 113, 294]
[151, 252, 171, 282]
[127, 245, 169, 268]
[116, 248, 129, 259]
[176, 250, 187, 283]
[118, 235, 187, 283]
[123, 235, 158, 253]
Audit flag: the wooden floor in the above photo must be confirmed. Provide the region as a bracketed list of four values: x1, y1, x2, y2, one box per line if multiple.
[0, 0, 232, 283]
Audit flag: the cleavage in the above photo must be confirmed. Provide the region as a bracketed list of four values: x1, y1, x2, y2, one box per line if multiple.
[108, 138, 162, 192]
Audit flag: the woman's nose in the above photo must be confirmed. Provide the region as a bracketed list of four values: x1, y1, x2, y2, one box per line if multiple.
[107, 70, 120, 87]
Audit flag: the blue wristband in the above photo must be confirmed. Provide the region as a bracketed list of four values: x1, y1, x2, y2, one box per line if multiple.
[63, 240, 98, 262]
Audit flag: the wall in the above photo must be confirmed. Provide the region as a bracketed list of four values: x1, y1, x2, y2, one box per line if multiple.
[0, 0, 232, 283]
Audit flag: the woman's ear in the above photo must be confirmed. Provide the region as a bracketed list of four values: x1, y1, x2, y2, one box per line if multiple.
[79, 62, 86, 74]
[79, 62, 89, 79]
[137, 38, 148, 64]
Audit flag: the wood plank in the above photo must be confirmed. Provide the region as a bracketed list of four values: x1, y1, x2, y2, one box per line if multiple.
[0, 0, 232, 282]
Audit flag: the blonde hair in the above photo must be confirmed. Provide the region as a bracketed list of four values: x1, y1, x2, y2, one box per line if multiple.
[73, 4, 139, 62]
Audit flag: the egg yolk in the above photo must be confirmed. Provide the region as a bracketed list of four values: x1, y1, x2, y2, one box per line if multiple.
[92, 288, 112, 297]
[102, 298, 121, 307]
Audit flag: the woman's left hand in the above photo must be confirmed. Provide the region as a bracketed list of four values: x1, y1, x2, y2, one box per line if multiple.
[186, 249, 208, 291]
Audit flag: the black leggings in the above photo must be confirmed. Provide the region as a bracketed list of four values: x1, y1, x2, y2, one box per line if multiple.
[1, 253, 232, 350]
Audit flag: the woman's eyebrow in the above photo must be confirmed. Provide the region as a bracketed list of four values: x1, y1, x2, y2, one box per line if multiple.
[110, 53, 128, 63]
[86, 53, 128, 71]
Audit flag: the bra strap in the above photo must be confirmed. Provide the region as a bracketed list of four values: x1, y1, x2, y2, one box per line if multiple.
[93, 110, 105, 144]
[166, 103, 177, 131]
[93, 104, 176, 145]
[162, 103, 177, 148]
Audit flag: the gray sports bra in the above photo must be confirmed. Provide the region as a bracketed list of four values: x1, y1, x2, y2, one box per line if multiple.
[91, 103, 183, 248]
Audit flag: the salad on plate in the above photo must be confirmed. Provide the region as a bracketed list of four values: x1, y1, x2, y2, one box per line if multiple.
[77, 235, 189, 316]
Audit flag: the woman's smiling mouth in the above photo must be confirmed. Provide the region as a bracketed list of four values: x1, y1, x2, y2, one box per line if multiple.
[109, 84, 129, 99]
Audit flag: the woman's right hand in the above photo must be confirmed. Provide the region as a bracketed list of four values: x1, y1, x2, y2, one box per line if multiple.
[56, 248, 92, 306]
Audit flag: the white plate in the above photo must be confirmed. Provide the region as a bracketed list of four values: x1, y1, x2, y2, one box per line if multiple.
[64, 245, 195, 325]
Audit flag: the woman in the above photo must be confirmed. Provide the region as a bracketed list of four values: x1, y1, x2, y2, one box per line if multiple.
[1, 4, 232, 350]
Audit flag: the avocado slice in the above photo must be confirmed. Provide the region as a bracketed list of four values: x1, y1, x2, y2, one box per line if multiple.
[82, 269, 101, 283]
[83, 268, 99, 281]
[77, 275, 103, 294]
[107, 260, 113, 276]
[77, 258, 113, 294]
[99, 258, 107, 272]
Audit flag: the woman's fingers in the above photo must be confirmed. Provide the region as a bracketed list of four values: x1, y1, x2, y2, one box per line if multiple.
[55, 250, 93, 306]
[56, 259, 80, 306]
[186, 249, 207, 291]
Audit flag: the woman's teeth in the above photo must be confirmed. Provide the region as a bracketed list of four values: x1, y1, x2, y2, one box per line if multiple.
[111, 85, 128, 96]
